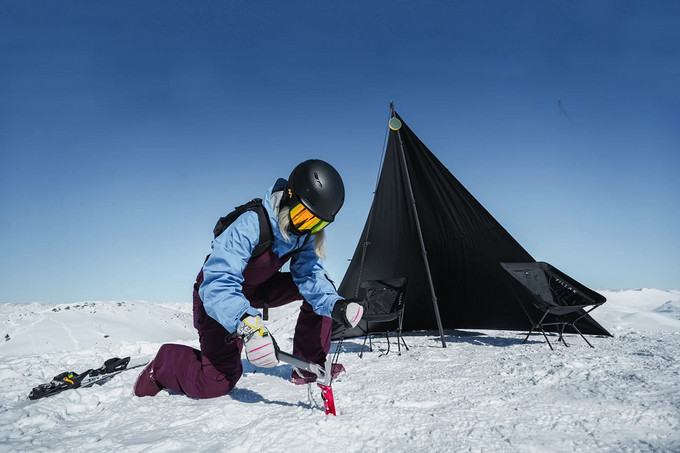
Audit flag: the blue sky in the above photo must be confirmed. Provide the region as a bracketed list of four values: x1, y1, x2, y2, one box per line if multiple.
[1, 1, 678, 303]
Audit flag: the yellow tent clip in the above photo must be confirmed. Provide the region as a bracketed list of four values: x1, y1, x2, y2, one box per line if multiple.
[388, 117, 402, 131]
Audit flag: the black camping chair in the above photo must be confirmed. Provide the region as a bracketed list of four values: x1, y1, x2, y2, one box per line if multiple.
[500, 262, 606, 350]
[350, 278, 409, 358]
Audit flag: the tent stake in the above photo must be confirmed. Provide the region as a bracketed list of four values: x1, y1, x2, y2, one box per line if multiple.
[391, 107, 447, 348]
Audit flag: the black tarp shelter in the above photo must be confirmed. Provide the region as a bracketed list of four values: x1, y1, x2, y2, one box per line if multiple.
[332, 108, 610, 345]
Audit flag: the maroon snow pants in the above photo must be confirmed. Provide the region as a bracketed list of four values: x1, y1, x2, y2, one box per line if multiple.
[148, 248, 333, 399]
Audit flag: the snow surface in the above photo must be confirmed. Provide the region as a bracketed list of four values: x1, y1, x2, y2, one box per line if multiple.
[1, 289, 679, 452]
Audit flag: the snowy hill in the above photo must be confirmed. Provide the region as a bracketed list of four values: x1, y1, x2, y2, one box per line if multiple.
[1, 289, 679, 452]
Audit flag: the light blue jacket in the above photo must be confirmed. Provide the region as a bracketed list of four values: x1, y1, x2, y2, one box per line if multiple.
[199, 181, 343, 333]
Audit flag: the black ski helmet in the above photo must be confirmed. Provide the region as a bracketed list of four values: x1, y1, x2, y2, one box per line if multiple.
[284, 159, 345, 222]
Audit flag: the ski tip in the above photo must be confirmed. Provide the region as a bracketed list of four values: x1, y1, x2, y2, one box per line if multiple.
[127, 357, 151, 368]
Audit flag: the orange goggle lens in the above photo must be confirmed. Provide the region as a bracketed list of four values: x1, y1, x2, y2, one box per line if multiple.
[290, 203, 329, 234]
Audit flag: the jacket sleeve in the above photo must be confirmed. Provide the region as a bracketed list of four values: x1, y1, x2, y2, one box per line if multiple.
[290, 238, 343, 318]
[199, 211, 263, 333]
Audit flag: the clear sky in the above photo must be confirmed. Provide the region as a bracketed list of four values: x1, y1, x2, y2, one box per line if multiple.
[1, 1, 678, 303]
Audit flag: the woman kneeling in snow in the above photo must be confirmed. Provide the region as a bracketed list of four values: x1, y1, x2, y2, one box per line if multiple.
[134, 159, 363, 398]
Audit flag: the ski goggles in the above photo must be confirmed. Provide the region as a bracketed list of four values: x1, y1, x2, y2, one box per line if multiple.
[289, 202, 330, 234]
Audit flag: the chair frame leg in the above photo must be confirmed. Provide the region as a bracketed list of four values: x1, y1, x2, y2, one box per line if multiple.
[538, 324, 554, 350]
[378, 333, 391, 357]
[524, 311, 553, 350]
[522, 327, 535, 345]
[359, 335, 370, 358]
[530, 319, 597, 350]
[558, 323, 570, 347]
[571, 323, 595, 348]
[358, 331, 410, 358]
[398, 331, 409, 355]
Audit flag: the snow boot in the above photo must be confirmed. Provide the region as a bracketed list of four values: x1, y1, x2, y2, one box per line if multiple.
[133, 361, 162, 397]
[291, 363, 345, 385]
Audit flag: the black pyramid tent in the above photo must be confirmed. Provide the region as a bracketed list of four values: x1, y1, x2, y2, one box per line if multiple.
[333, 109, 610, 344]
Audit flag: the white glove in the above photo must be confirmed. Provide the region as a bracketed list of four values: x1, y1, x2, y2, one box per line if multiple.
[332, 300, 364, 328]
[237, 316, 279, 368]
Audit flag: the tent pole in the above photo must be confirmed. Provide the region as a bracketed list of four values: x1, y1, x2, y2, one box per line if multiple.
[392, 108, 447, 348]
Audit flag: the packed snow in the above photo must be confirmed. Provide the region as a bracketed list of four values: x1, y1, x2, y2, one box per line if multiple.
[1, 289, 679, 452]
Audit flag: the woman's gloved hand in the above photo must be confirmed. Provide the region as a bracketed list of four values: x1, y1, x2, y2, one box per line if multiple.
[237, 315, 279, 368]
[332, 300, 364, 328]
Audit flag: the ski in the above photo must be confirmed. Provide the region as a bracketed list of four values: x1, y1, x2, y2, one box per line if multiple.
[28, 356, 149, 400]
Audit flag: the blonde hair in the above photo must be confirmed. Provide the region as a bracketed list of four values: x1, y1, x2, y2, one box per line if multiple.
[278, 205, 326, 259]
